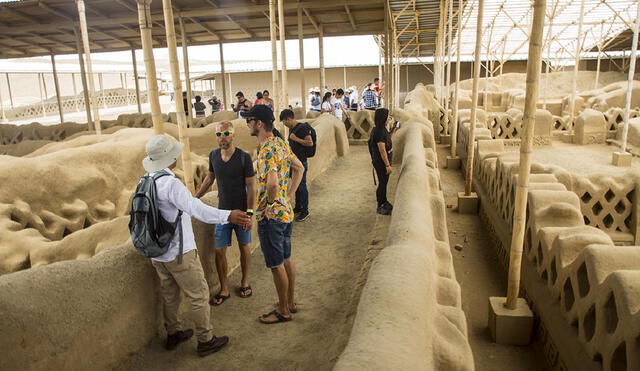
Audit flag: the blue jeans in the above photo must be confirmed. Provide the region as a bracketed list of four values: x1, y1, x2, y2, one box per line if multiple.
[214, 223, 252, 248]
[294, 160, 309, 213]
[258, 219, 293, 268]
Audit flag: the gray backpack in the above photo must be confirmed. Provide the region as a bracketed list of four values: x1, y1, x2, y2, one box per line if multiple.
[128, 171, 185, 264]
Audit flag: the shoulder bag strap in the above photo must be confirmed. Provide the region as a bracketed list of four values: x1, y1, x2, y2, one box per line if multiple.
[177, 210, 184, 264]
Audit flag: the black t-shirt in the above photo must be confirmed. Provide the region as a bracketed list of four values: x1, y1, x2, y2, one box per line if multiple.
[183, 98, 189, 116]
[368, 126, 393, 166]
[208, 148, 255, 211]
[289, 122, 313, 163]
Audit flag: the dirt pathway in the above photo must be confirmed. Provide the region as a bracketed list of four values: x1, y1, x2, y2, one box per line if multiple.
[436, 145, 546, 371]
[121, 146, 377, 371]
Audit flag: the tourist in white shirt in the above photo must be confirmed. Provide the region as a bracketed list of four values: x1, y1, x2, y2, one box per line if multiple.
[332, 88, 349, 121]
[141, 135, 250, 357]
[320, 92, 333, 114]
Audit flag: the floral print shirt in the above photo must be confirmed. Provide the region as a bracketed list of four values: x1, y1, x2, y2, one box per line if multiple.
[256, 135, 295, 223]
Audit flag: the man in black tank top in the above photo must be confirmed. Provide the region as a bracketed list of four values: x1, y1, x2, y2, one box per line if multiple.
[195, 121, 256, 305]
[232, 91, 253, 118]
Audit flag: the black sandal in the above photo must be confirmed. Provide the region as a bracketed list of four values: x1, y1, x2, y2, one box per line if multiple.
[259, 310, 292, 324]
[210, 293, 230, 306]
[239, 286, 253, 298]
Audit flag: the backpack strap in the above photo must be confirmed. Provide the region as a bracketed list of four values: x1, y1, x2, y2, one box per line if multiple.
[176, 210, 184, 264]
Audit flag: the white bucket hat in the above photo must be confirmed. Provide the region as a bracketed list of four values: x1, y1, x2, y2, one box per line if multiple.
[142, 135, 184, 173]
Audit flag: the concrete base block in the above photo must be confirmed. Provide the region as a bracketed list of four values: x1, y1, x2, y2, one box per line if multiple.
[457, 192, 478, 214]
[560, 132, 574, 143]
[488, 296, 533, 346]
[440, 135, 451, 145]
[612, 151, 632, 167]
[446, 156, 461, 169]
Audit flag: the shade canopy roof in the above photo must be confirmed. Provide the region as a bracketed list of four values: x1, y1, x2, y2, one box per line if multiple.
[0, 0, 384, 59]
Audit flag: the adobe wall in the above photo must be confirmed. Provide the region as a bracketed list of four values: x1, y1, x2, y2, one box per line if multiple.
[335, 84, 474, 370]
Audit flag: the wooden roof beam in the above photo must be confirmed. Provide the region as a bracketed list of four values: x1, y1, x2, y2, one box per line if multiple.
[302, 8, 320, 33]
[201, 0, 254, 37]
[345, 5, 357, 30]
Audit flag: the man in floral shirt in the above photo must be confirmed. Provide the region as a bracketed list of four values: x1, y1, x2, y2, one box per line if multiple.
[246, 104, 304, 324]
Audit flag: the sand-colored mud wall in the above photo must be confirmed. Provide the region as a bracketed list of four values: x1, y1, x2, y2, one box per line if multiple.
[0, 114, 349, 371]
[335, 84, 474, 370]
[473, 139, 640, 370]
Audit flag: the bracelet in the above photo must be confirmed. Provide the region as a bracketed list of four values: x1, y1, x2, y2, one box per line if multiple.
[246, 208, 254, 216]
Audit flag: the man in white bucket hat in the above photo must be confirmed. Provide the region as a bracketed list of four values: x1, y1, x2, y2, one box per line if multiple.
[142, 134, 250, 357]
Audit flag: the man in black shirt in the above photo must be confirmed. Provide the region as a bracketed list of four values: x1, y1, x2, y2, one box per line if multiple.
[280, 109, 313, 221]
[231, 91, 253, 118]
[195, 121, 256, 305]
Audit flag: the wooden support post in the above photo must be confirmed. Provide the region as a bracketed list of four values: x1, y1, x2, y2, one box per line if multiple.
[384, 14, 391, 109]
[543, 8, 555, 110]
[278, 0, 289, 109]
[269, 0, 280, 110]
[38, 73, 47, 118]
[298, 7, 306, 112]
[0, 77, 6, 123]
[378, 35, 383, 88]
[136, 0, 163, 134]
[619, 2, 640, 155]
[464, 0, 483, 196]
[594, 21, 605, 90]
[76, 0, 101, 134]
[343, 66, 347, 90]
[51, 55, 65, 123]
[319, 23, 326, 93]
[219, 42, 228, 111]
[444, 0, 453, 136]
[5, 73, 13, 109]
[131, 48, 142, 114]
[484, 20, 494, 113]
[161, 0, 195, 194]
[179, 17, 194, 123]
[568, 0, 585, 135]
[98, 73, 106, 108]
[72, 73, 79, 112]
[506, 0, 547, 310]
[75, 30, 93, 129]
[451, 0, 463, 159]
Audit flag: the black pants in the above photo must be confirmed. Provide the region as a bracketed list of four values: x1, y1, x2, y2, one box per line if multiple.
[373, 162, 389, 207]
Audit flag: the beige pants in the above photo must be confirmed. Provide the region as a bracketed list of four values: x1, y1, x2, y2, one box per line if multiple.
[151, 250, 213, 343]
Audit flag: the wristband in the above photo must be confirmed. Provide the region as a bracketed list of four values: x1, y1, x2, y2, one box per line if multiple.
[246, 208, 254, 216]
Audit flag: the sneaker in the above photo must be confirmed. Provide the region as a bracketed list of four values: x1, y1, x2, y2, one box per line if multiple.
[376, 204, 392, 215]
[383, 201, 393, 211]
[197, 335, 229, 357]
[295, 210, 310, 222]
[165, 329, 193, 350]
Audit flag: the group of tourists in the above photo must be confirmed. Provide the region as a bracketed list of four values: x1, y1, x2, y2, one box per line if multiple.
[133, 103, 320, 357]
[309, 77, 384, 115]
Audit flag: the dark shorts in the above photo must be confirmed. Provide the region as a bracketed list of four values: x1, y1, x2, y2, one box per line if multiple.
[215, 223, 252, 247]
[257, 219, 292, 268]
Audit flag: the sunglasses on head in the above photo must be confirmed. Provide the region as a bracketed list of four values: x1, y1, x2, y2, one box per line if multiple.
[215, 130, 234, 137]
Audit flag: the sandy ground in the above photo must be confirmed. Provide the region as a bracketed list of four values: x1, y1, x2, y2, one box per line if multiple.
[120, 146, 378, 371]
[437, 144, 547, 371]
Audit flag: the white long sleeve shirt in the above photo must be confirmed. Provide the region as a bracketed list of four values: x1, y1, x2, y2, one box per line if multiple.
[150, 168, 231, 263]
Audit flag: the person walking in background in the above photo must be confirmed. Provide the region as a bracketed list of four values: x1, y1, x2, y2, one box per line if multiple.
[255, 91, 264, 106]
[232, 92, 253, 118]
[183, 91, 190, 116]
[140, 135, 250, 356]
[349, 86, 359, 111]
[320, 92, 333, 114]
[368, 108, 397, 215]
[195, 121, 256, 306]
[245, 105, 304, 324]
[280, 109, 314, 222]
[194, 96, 207, 118]
[262, 90, 274, 110]
[362, 84, 378, 111]
[332, 89, 349, 121]
[208, 95, 221, 113]
[373, 77, 384, 106]
[309, 88, 321, 112]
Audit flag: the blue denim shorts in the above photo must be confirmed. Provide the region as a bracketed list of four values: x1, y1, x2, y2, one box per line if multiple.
[257, 219, 293, 268]
[214, 223, 252, 248]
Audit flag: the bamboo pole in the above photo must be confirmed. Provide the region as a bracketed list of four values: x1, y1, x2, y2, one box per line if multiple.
[0, 78, 6, 123]
[451, 0, 463, 158]
[444, 0, 453, 137]
[464, 0, 483, 196]
[319, 23, 326, 93]
[99, 73, 107, 108]
[384, 10, 391, 109]
[594, 21, 605, 90]
[74, 28, 93, 130]
[179, 17, 194, 123]
[568, 0, 585, 136]
[131, 48, 142, 114]
[378, 35, 383, 88]
[343, 67, 347, 90]
[619, 3, 640, 154]
[51, 55, 65, 123]
[38, 73, 47, 118]
[298, 7, 306, 113]
[76, 0, 102, 134]
[542, 7, 555, 110]
[72, 73, 79, 112]
[219, 42, 228, 111]
[484, 20, 494, 113]
[136, 0, 163, 134]
[269, 0, 280, 110]
[161, 0, 195, 194]
[278, 0, 289, 109]
[506, 0, 546, 310]
[5, 73, 13, 109]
